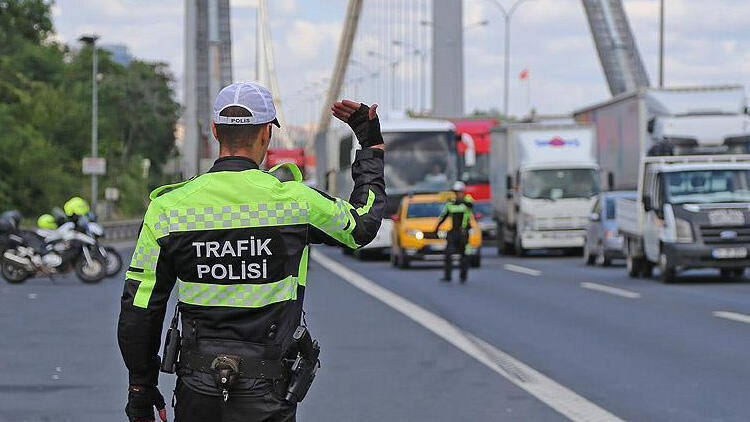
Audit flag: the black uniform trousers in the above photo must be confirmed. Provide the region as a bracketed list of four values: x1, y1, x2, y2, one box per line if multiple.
[444, 230, 469, 281]
[175, 379, 296, 422]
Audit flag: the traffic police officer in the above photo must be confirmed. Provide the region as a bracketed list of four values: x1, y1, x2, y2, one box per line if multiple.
[435, 182, 473, 283]
[118, 82, 386, 421]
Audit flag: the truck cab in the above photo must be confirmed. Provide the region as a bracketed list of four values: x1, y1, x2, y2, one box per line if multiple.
[619, 155, 750, 282]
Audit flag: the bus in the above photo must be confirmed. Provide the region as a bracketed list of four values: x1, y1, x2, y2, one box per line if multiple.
[335, 116, 457, 256]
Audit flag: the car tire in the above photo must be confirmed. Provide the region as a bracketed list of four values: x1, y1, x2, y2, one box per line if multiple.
[583, 241, 595, 266]
[659, 253, 676, 284]
[471, 254, 481, 268]
[398, 250, 410, 269]
[596, 246, 611, 267]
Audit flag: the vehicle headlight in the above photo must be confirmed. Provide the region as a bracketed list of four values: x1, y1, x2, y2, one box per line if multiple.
[675, 218, 693, 243]
[522, 214, 535, 230]
[406, 229, 424, 240]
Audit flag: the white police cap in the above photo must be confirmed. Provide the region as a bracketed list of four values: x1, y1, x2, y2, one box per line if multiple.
[213, 82, 281, 127]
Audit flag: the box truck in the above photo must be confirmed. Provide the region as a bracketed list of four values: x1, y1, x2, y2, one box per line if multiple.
[490, 123, 600, 255]
[574, 85, 750, 190]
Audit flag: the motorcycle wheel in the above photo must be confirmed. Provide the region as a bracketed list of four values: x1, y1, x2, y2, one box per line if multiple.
[75, 254, 107, 284]
[101, 246, 123, 277]
[1, 256, 30, 284]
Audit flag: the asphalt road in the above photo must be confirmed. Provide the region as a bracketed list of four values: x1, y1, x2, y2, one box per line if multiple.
[0, 243, 748, 421]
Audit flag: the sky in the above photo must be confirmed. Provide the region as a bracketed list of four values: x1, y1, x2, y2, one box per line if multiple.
[51, 0, 750, 126]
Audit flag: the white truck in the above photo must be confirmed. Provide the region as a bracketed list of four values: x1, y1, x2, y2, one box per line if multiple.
[617, 155, 750, 283]
[490, 123, 600, 255]
[574, 85, 750, 190]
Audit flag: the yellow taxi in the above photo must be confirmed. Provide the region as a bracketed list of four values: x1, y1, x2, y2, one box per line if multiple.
[390, 192, 482, 268]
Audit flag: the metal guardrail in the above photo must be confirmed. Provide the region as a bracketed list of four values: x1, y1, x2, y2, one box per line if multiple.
[101, 219, 142, 241]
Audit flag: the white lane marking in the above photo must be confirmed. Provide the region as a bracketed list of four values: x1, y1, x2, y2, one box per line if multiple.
[713, 311, 750, 324]
[580, 282, 641, 299]
[312, 250, 622, 422]
[503, 264, 542, 276]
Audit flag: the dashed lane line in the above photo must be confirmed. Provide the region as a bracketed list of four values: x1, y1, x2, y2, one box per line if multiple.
[580, 282, 642, 299]
[503, 263, 543, 276]
[713, 311, 750, 324]
[312, 250, 622, 422]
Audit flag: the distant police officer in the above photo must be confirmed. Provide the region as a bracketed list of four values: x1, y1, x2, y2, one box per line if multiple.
[118, 82, 386, 422]
[435, 182, 473, 283]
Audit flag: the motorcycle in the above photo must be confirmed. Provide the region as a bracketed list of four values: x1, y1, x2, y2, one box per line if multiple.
[84, 219, 123, 277]
[1, 217, 108, 284]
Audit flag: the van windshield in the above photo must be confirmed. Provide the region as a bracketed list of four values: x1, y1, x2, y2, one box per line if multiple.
[521, 169, 599, 200]
[665, 169, 750, 204]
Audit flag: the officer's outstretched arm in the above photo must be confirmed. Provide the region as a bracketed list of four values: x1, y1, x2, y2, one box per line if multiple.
[308, 147, 386, 248]
[117, 203, 176, 387]
[435, 204, 449, 231]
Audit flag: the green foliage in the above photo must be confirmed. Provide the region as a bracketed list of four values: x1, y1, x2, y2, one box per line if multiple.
[0, 0, 181, 219]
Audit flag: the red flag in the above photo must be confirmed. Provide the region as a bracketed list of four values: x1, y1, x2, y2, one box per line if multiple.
[519, 68, 529, 80]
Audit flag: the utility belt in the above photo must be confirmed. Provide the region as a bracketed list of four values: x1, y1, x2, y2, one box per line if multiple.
[160, 305, 320, 404]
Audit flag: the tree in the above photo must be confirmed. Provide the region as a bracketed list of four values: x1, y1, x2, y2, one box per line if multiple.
[0, 0, 181, 218]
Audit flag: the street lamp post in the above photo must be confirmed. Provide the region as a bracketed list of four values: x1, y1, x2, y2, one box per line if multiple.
[392, 40, 428, 113]
[658, 0, 664, 87]
[488, 0, 531, 119]
[367, 51, 400, 110]
[79, 34, 99, 211]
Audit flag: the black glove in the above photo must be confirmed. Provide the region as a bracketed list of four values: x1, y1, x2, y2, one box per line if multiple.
[346, 103, 383, 147]
[126, 385, 167, 422]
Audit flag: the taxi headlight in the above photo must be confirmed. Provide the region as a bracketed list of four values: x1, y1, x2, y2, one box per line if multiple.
[675, 218, 693, 243]
[406, 229, 424, 240]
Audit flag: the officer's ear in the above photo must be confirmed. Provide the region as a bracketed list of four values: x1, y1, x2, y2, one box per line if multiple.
[211, 122, 218, 140]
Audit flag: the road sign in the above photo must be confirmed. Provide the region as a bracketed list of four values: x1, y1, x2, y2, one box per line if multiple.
[82, 157, 106, 175]
[105, 187, 120, 201]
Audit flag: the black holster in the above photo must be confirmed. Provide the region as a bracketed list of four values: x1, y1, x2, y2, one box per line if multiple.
[284, 326, 320, 404]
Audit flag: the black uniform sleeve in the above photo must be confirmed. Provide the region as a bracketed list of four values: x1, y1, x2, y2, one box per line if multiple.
[117, 204, 177, 386]
[308, 147, 386, 248]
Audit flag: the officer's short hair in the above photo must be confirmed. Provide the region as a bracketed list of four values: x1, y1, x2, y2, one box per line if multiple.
[215, 106, 265, 148]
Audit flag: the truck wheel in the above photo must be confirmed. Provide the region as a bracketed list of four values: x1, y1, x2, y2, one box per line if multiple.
[497, 225, 513, 255]
[626, 254, 638, 278]
[514, 233, 527, 257]
[659, 253, 676, 284]
[390, 249, 398, 267]
[596, 251, 611, 267]
[583, 241, 595, 266]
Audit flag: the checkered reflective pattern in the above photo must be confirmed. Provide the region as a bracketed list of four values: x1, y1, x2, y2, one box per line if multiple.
[326, 199, 354, 232]
[177, 276, 298, 307]
[153, 202, 309, 236]
[130, 246, 159, 270]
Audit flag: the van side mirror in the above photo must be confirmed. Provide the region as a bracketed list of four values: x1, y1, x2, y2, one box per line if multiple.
[505, 175, 512, 190]
[643, 195, 652, 211]
[589, 213, 600, 222]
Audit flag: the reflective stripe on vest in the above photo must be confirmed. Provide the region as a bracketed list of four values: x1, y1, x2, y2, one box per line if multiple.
[177, 276, 299, 308]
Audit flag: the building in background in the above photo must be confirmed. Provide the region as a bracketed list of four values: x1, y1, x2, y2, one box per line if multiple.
[182, 0, 233, 177]
[101, 44, 133, 66]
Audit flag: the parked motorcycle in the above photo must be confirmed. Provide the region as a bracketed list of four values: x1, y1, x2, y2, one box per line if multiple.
[0, 214, 108, 284]
[48, 207, 123, 278]
[85, 219, 123, 277]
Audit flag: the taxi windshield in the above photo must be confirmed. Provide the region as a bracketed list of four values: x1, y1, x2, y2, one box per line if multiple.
[406, 202, 444, 218]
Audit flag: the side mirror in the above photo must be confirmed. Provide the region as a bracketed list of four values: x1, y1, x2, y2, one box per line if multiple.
[607, 172, 615, 191]
[589, 213, 600, 222]
[505, 175, 512, 190]
[390, 213, 400, 222]
[643, 195, 652, 211]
